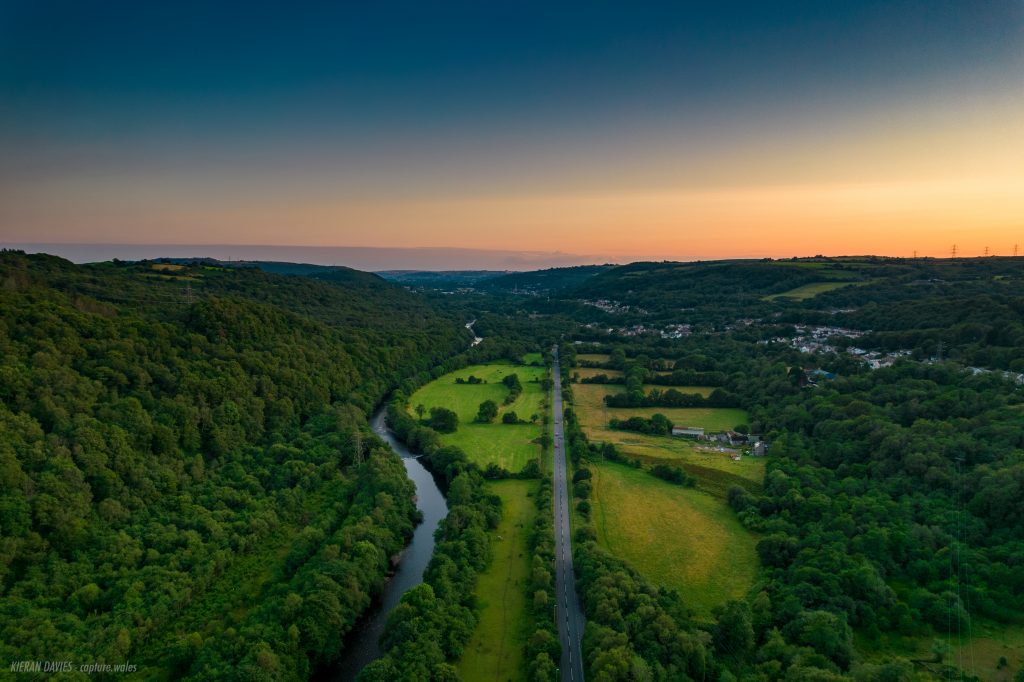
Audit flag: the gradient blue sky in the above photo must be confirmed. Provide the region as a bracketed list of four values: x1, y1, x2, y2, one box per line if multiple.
[1, 1, 1022, 264]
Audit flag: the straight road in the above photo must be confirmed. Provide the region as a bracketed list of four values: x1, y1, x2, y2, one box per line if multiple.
[551, 347, 585, 682]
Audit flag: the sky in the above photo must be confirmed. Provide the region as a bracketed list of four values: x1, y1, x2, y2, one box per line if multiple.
[1, 1, 1022, 267]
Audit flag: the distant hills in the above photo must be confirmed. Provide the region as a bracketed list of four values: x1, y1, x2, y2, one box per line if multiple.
[477, 264, 615, 293]
[377, 270, 509, 287]
[153, 258, 617, 294]
[2, 243, 606, 271]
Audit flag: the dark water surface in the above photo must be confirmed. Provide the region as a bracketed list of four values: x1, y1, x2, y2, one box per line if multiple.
[319, 406, 448, 680]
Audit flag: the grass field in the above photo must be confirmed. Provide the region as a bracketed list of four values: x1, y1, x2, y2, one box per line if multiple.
[572, 383, 763, 493]
[572, 366, 624, 380]
[574, 383, 747, 432]
[572, 366, 685, 380]
[763, 281, 856, 301]
[589, 461, 758, 617]
[857, 622, 1024, 682]
[577, 353, 610, 364]
[457, 480, 537, 682]
[948, 623, 1024, 682]
[408, 363, 548, 471]
[522, 352, 544, 366]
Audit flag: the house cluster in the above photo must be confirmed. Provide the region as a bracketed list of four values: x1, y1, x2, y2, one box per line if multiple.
[660, 323, 692, 339]
[617, 323, 694, 338]
[581, 299, 648, 315]
[785, 324, 866, 354]
[965, 366, 1024, 385]
[763, 325, 914, 371]
[847, 347, 913, 369]
[581, 321, 691, 339]
[802, 368, 836, 386]
[670, 426, 768, 456]
[619, 324, 656, 337]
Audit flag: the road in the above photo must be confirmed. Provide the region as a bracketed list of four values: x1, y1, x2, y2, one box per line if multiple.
[551, 347, 586, 682]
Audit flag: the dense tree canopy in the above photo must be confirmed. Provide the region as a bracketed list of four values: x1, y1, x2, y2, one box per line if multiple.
[0, 252, 469, 678]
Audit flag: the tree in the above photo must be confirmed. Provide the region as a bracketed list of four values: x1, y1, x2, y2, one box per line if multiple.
[573, 480, 592, 499]
[429, 407, 459, 433]
[712, 601, 754, 660]
[476, 400, 499, 423]
[502, 411, 519, 424]
[790, 610, 853, 669]
[415, 404, 426, 420]
[530, 652, 557, 682]
[502, 373, 523, 404]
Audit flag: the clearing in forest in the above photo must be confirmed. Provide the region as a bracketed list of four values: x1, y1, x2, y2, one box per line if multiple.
[588, 461, 758, 618]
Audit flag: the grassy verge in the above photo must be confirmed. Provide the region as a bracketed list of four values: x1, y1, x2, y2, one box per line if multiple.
[457, 479, 538, 682]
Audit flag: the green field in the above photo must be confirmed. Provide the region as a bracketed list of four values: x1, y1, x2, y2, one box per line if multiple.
[457, 480, 537, 682]
[408, 363, 548, 471]
[522, 352, 544, 366]
[588, 461, 758, 618]
[857, 622, 1024, 682]
[574, 383, 747, 431]
[572, 366, 624, 380]
[572, 383, 762, 493]
[763, 281, 856, 301]
[573, 367, 679, 380]
[576, 353, 610, 364]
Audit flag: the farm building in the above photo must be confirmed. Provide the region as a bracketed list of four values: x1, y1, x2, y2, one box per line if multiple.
[672, 426, 705, 438]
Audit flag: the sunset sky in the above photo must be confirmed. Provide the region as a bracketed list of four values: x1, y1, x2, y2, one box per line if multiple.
[1, 1, 1022, 266]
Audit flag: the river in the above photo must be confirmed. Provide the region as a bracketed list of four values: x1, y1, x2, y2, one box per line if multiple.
[321, 406, 448, 681]
[466, 319, 482, 346]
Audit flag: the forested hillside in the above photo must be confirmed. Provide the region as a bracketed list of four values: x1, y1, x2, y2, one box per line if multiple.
[0, 252, 468, 678]
[562, 257, 1024, 336]
[563, 330, 1024, 680]
[477, 265, 613, 294]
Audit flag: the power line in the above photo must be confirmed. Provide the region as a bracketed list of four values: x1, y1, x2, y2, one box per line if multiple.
[956, 457, 977, 681]
[951, 244, 958, 259]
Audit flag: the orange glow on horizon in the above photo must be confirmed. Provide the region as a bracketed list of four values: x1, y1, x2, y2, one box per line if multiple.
[6, 175, 1020, 261]
[2, 87, 1022, 262]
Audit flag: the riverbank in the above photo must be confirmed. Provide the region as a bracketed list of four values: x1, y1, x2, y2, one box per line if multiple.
[320, 406, 448, 681]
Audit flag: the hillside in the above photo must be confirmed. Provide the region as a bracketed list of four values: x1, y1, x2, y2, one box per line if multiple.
[477, 264, 614, 294]
[568, 258, 872, 318]
[376, 270, 508, 287]
[0, 252, 468, 678]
